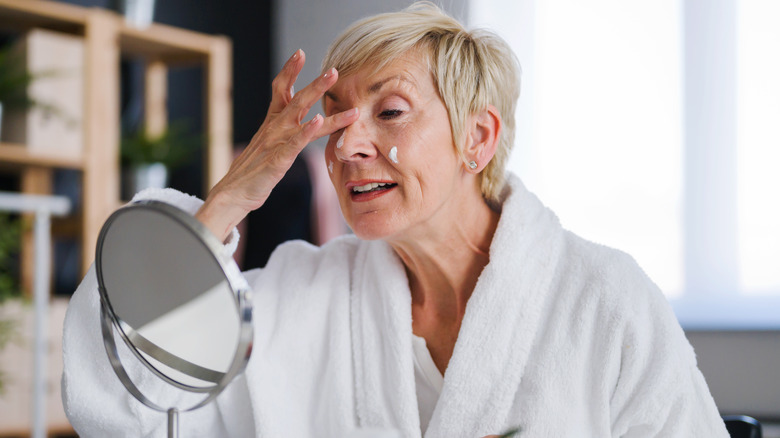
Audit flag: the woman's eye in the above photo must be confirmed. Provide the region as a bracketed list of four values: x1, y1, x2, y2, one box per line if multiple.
[379, 109, 403, 119]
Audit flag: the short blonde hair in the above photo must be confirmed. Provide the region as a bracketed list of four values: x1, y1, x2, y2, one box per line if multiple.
[322, 2, 521, 203]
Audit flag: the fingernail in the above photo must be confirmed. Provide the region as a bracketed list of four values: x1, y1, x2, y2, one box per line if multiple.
[344, 107, 358, 117]
[309, 114, 323, 125]
[323, 68, 336, 79]
[290, 85, 295, 97]
[291, 49, 301, 60]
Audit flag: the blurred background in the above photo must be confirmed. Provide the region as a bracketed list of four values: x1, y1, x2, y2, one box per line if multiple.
[0, 0, 777, 436]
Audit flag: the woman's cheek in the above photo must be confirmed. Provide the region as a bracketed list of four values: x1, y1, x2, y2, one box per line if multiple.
[323, 143, 337, 176]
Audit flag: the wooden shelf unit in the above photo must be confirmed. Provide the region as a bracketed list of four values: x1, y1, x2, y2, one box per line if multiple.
[0, 0, 232, 287]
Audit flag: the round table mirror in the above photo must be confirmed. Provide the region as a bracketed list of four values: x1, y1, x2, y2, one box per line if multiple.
[96, 200, 253, 437]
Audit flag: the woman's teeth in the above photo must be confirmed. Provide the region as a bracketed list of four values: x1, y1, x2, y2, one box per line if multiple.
[352, 182, 393, 193]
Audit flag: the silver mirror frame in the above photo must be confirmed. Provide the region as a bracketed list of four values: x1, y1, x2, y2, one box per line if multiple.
[96, 200, 253, 422]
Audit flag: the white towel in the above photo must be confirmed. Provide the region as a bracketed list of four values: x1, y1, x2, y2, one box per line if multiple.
[347, 175, 565, 437]
[346, 175, 727, 437]
[62, 174, 729, 437]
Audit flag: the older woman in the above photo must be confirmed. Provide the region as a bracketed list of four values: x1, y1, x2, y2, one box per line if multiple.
[63, 3, 728, 437]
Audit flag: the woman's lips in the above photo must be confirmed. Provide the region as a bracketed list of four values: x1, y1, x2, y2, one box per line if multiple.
[346, 180, 397, 202]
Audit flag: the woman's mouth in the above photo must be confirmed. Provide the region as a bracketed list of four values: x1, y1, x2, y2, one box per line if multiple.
[349, 181, 397, 202]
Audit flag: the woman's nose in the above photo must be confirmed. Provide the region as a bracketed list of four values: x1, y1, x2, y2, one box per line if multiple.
[333, 121, 378, 163]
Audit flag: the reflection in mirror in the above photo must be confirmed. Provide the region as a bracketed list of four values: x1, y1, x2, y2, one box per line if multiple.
[96, 200, 252, 437]
[129, 279, 239, 387]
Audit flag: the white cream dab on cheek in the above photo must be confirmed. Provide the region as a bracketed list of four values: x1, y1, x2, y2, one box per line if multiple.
[328, 161, 334, 174]
[336, 132, 345, 149]
[389, 146, 399, 164]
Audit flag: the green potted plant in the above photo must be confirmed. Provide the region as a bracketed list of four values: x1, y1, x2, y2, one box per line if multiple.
[0, 45, 36, 139]
[120, 121, 199, 199]
[0, 42, 66, 141]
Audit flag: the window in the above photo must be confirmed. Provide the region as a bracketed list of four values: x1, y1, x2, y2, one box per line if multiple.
[737, 0, 780, 296]
[471, 0, 780, 328]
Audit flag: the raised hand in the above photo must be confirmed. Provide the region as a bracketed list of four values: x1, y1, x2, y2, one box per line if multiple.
[196, 49, 359, 241]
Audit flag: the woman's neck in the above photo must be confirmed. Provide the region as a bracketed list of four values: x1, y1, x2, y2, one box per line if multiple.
[388, 192, 500, 373]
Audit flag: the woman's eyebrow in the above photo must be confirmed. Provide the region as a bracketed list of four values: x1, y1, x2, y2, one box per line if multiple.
[324, 74, 415, 103]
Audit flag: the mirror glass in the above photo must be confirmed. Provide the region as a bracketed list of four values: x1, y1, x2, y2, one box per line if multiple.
[97, 202, 247, 391]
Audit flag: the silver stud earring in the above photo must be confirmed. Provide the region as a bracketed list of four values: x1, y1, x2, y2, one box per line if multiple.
[468, 160, 478, 170]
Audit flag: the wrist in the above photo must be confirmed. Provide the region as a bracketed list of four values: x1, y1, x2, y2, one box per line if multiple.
[195, 191, 250, 243]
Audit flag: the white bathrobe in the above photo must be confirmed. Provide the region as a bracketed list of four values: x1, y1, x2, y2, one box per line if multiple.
[62, 174, 728, 437]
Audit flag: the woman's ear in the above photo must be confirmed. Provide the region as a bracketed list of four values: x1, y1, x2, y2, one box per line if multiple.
[463, 104, 502, 173]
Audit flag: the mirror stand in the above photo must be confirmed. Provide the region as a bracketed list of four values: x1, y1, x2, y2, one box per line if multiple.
[168, 408, 178, 438]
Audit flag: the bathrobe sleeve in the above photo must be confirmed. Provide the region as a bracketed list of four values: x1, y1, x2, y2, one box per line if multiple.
[606, 253, 728, 438]
[61, 188, 253, 437]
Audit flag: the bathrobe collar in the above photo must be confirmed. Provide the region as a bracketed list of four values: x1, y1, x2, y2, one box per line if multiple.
[351, 174, 566, 437]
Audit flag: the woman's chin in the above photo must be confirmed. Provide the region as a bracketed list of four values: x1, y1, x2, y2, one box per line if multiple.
[350, 226, 394, 241]
[347, 217, 403, 241]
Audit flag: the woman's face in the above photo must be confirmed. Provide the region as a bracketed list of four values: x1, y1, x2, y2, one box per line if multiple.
[323, 54, 475, 241]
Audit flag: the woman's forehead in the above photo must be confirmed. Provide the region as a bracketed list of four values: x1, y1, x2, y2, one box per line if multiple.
[326, 57, 433, 103]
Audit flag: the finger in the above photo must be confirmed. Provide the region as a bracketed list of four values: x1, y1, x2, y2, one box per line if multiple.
[269, 49, 305, 113]
[287, 113, 324, 155]
[314, 107, 359, 139]
[284, 67, 339, 124]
